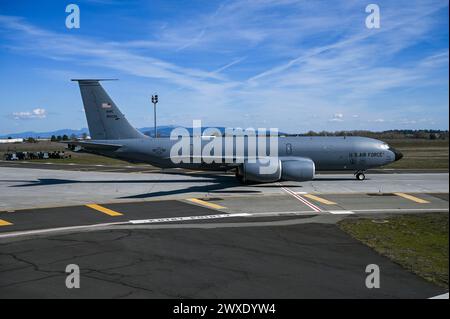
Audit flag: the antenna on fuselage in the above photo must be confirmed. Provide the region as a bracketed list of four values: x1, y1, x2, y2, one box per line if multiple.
[151, 93, 158, 138]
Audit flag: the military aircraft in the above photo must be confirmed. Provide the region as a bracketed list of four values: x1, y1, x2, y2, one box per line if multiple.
[69, 79, 403, 183]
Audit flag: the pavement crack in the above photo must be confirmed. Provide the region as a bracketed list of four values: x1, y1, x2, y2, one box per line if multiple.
[82, 271, 156, 296]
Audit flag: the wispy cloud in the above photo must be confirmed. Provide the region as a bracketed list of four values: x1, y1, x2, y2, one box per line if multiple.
[0, 15, 236, 95]
[211, 57, 247, 75]
[11, 108, 47, 120]
[0, 0, 448, 132]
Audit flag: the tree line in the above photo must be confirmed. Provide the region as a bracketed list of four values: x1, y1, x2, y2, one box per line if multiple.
[290, 130, 449, 140]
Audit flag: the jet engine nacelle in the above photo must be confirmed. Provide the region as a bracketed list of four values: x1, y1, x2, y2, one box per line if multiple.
[238, 159, 282, 183]
[280, 158, 315, 181]
[237, 157, 315, 183]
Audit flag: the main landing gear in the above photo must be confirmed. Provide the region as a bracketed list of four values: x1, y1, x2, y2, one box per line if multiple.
[355, 170, 366, 181]
[235, 167, 245, 184]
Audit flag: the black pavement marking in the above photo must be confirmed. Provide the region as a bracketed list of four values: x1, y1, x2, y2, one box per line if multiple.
[0, 205, 113, 233]
[0, 200, 219, 233]
[100, 201, 222, 220]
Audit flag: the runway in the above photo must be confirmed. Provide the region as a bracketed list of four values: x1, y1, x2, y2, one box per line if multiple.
[0, 164, 448, 298]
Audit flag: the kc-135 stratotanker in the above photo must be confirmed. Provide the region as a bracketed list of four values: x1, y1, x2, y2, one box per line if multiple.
[69, 79, 403, 183]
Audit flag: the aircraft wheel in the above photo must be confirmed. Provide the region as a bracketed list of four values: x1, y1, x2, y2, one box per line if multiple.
[356, 172, 366, 181]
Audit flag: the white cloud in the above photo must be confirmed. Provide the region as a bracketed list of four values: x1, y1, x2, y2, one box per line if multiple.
[12, 108, 47, 120]
[329, 113, 344, 122]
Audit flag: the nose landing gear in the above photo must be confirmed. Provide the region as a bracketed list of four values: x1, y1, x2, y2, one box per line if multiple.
[355, 170, 366, 181]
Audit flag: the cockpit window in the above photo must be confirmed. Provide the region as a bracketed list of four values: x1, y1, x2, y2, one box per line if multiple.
[380, 143, 390, 150]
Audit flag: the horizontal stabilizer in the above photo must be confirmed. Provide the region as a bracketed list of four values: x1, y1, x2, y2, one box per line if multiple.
[71, 79, 118, 82]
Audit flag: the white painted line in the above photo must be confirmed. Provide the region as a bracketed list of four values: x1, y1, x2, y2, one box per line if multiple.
[429, 293, 449, 299]
[129, 213, 252, 224]
[280, 186, 322, 212]
[264, 208, 448, 215]
[350, 208, 448, 213]
[328, 210, 355, 215]
[219, 208, 449, 218]
[0, 222, 124, 239]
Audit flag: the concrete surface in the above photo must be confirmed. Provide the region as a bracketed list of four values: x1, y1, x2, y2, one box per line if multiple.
[0, 166, 448, 211]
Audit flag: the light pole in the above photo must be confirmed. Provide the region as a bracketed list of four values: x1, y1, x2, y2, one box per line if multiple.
[151, 94, 158, 138]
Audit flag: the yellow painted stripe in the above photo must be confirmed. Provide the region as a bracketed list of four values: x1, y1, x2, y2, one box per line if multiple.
[0, 219, 13, 226]
[186, 198, 226, 210]
[394, 193, 430, 204]
[303, 194, 337, 205]
[85, 204, 123, 216]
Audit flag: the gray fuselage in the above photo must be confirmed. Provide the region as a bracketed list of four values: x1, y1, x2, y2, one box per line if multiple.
[90, 135, 401, 171]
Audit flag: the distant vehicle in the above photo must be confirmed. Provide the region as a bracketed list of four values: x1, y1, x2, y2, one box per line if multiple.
[69, 79, 403, 182]
[4, 153, 18, 161]
[3, 150, 69, 161]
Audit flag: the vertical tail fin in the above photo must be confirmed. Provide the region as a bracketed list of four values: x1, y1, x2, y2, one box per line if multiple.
[72, 79, 144, 140]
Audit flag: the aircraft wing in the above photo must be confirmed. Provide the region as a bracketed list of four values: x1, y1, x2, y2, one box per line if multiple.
[64, 140, 123, 151]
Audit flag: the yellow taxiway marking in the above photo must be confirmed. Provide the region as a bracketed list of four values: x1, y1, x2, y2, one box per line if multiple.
[303, 194, 337, 205]
[85, 204, 123, 216]
[186, 198, 226, 210]
[0, 219, 13, 226]
[394, 193, 430, 204]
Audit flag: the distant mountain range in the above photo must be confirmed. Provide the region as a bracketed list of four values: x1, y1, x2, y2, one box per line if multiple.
[0, 128, 90, 139]
[140, 126, 228, 137]
[1, 125, 292, 139]
[0, 126, 231, 139]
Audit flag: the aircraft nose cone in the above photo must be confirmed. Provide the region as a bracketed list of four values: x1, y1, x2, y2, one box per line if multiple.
[390, 147, 403, 161]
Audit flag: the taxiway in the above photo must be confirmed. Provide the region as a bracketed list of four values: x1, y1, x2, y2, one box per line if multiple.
[0, 164, 448, 298]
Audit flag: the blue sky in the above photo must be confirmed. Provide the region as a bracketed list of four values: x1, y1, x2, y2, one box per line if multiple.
[0, 0, 448, 135]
